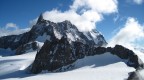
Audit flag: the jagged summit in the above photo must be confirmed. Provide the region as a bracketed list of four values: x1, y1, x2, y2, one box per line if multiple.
[0, 14, 143, 80]
[37, 13, 44, 23]
[35, 14, 77, 31]
[0, 14, 107, 55]
[31, 15, 107, 45]
[36, 13, 71, 24]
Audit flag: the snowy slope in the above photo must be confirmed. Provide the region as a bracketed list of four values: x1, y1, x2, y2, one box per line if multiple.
[0, 51, 37, 77]
[139, 70, 144, 80]
[0, 52, 135, 80]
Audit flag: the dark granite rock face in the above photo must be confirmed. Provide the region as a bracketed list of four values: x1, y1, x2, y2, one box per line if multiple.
[107, 45, 140, 68]
[127, 71, 140, 80]
[0, 32, 34, 51]
[0, 35, 20, 50]
[15, 41, 38, 55]
[30, 38, 141, 74]
[111, 45, 131, 59]
[94, 47, 107, 55]
[31, 37, 87, 73]
[0, 14, 107, 55]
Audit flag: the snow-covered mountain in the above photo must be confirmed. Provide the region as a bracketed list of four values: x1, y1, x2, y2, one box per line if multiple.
[0, 14, 144, 80]
[0, 14, 107, 56]
[32, 14, 107, 46]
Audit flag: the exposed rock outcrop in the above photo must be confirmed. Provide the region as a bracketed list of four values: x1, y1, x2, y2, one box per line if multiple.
[30, 37, 141, 74]
[107, 45, 140, 68]
[0, 14, 107, 55]
[15, 41, 38, 55]
[127, 71, 140, 80]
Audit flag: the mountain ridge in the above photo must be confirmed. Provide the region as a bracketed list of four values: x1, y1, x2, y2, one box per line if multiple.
[0, 14, 107, 55]
[0, 14, 144, 80]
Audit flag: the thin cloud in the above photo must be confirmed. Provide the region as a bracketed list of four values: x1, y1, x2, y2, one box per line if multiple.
[133, 0, 143, 4]
[29, 18, 38, 28]
[113, 14, 120, 22]
[0, 28, 30, 37]
[127, 0, 144, 5]
[0, 23, 30, 37]
[5, 23, 18, 30]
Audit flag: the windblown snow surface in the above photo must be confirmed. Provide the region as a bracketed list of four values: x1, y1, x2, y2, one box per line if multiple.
[0, 50, 139, 80]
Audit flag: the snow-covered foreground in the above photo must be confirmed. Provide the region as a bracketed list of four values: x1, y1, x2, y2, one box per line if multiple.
[0, 51, 36, 78]
[139, 70, 144, 80]
[4, 62, 134, 80]
[0, 52, 135, 80]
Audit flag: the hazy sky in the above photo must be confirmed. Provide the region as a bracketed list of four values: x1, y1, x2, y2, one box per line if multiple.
[0, 0, 144, 48]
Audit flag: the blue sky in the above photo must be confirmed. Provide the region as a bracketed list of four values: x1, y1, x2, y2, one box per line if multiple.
[97, 0, 144, 39]
[0, 0, 72, 28]
[0, 0, 144, 47]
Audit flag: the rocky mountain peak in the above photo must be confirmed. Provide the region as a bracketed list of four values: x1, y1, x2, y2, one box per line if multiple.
[0, 15, 107, 55]
[36, 13, 45, 24]
[0, 14, 143, 80]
